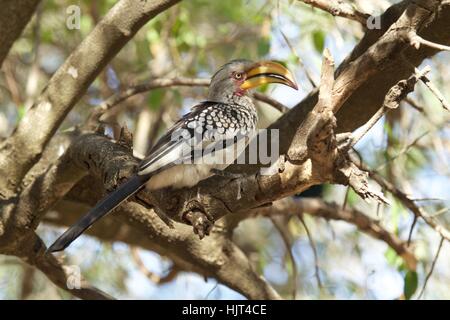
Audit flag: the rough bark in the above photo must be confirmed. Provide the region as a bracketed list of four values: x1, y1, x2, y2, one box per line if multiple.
[0, 0, 41, 66]
[0, 0, 182, 198]
[0, 0, 448, 299]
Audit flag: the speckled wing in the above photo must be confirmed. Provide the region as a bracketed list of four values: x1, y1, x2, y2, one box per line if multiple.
[137, 101, 255, 177]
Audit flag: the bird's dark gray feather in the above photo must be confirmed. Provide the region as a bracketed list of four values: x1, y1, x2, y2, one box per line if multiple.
[47, 175, 147, 253]
[138, 100, 257, 173]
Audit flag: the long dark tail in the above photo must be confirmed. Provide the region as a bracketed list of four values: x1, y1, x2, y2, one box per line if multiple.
[47, 175, 148, 253]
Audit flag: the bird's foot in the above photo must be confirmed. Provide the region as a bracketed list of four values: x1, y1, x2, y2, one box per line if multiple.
[182, 200, 214, 239]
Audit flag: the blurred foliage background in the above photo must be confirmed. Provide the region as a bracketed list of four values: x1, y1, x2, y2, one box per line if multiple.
[0, 0, 449, 299]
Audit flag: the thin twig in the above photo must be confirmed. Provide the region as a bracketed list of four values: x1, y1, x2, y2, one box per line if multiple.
[298, 215, 322, 288]
[205, 282, 219, 299]
[352, 155, 450, 243]
[415, 67, 450, 111]
[96, 77, 209, 114]
[89, 77, 290, 123]
[350, 67, 430, 148]
[411, 198, 444, 202]
[270, 217, 298, 299]
[256, 197, 417, 270]
[404, 97, 425, 113]
[407, 216, 418, 246]
[297, 0, 370, 25]
[409, 31, 450, 52]
[253, 92, 289, 113]
[376, 131, 429, 171]
[418, 237, 445, 299]
[278, 27, 317, 88]
[131, 247, 179, 284]
[431, 207, 450, 218]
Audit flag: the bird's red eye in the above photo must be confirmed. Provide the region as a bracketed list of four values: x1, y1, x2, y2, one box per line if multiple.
[233, 72, 243, 80]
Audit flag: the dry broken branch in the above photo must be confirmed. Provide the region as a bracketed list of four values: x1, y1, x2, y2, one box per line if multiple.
[408, 31, 450, 52]
[348, 66, 430, 148]
[416, 68, 450, 111]
[351, 155, 450, 243]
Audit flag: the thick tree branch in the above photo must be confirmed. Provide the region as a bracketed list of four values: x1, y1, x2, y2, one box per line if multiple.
[12, 132, 280, 299]
[45, 197, 281, 299]
[20, 232, 113, 299]
[418, 236, 445, 299]
[1, 0, 449, 299]
[348, 66, 430, 148]
[0, 0, 182, 198]
[272, 0, 450, 154]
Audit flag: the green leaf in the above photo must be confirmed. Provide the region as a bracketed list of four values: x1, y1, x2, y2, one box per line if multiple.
[312, 30, 325, 53]
[403, 271, 418, 300]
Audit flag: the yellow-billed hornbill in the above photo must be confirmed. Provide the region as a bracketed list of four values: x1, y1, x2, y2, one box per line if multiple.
[47, 59, 298, 253]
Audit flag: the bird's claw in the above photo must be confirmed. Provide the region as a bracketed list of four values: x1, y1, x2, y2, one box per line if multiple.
[188, 211, 214, 239]
[182, 201, 214, 239]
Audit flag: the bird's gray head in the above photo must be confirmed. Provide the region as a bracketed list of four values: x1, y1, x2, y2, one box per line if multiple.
[207, 59, 298, 103]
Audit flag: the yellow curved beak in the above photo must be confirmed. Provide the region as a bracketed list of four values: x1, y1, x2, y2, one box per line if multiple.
[240, 61, 298, 91]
